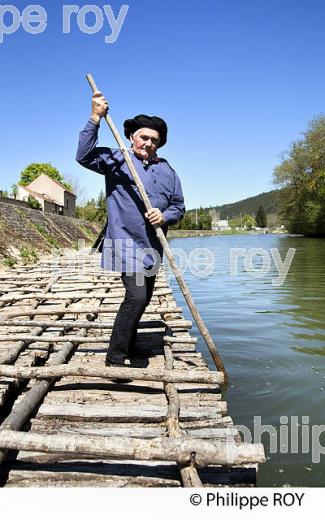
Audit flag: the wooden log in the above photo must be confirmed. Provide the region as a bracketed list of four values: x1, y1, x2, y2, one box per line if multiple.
[25, 418, 236, 443]
[0, 334, 149, 344]
[42, 388, 221, 407]
[0, 273, 117, 282]
[164, 350, 181, 435]
[159, 293, 181, 322]
[5, 469, 180, 488]
[0, 334, 195, 345]
[35, 403, 224, 422]
[0, 430, 266, 467]
[0, 288, 45, 295]
[0, 319, 191, 330]
[163, 341, 203, 487]
[0, 306, 182, 319]
[30, 420, 238, 440]
[163, 336, 197, 344]
[0, 365, 224, 384]
[0, 287, 172, 303]
[48, 282, 169, 293]
[0, 281, 48, 288]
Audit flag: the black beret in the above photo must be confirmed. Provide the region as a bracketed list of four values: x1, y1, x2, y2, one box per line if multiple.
[124, 114, 168, 148]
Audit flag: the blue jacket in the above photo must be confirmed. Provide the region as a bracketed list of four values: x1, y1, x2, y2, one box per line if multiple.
[76, 120, 185, 272]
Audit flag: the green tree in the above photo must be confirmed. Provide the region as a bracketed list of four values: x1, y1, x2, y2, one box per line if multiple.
[19, 163, 73, 192]
[76, 192, 107, 223]
[76, 199, 98, 222]
[274, 115, 325, 235]
[96, 190, 107, 224]
[174, 212, 194, 230]
[197, 207, 212, 230]
[242, 214, 256, 230]
[11, 183, 18, 199]
[229, 216, 241, 228]
[172, 207, 212, 230]
[255, 205, 267, 228]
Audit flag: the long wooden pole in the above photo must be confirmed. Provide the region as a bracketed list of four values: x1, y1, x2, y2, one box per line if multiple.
[85, 73, 228, 383]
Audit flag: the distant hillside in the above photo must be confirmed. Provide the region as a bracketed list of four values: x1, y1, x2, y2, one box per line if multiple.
[206, 189, 280, 218]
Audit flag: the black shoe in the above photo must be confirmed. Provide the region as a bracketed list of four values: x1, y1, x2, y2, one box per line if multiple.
[105, 359, 132, 383]
[105, 359, 125, 367]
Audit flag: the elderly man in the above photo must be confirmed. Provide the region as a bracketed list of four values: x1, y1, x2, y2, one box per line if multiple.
[76, 91, 185, 367]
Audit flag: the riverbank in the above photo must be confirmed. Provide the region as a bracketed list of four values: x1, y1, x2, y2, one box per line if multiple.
[167, 229, 286, 238]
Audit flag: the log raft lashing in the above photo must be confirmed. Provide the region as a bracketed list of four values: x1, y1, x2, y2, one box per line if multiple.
[0, 254, 265, 487]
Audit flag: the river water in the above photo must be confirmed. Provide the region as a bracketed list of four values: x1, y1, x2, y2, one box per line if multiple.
[167, 234, 325, 487]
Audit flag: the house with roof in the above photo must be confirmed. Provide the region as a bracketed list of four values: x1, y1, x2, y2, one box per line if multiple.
[211, 218, 231, 231]
[17, 174, 76, 217]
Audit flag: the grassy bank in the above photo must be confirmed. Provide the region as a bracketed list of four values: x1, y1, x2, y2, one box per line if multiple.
[167, 229, 269, 238]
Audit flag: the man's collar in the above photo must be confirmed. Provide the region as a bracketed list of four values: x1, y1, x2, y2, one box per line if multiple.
[129, 149, 160, 166]
[143, 157, 160, 165]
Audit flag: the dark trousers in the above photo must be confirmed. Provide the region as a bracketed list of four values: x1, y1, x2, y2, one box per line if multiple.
[106, 273, 156, 363]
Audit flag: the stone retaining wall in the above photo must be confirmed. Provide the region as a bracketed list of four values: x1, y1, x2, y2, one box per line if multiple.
[0, 201, 101, 260]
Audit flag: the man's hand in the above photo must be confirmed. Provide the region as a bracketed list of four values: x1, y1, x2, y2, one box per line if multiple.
[145, 208, 165, 226]
[91, 90, 109, 124]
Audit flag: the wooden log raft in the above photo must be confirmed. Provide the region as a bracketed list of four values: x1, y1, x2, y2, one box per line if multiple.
[0, 258, 264, 486]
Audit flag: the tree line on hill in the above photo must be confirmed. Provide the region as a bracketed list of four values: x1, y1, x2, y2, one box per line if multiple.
[171, 204, 268, 230]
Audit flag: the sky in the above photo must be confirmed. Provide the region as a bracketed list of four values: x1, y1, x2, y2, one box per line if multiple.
[0, 0, 325, 209]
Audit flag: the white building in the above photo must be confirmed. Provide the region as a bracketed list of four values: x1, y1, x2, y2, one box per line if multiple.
[212, 219, 231, 231]
[17, 174, 76, 217]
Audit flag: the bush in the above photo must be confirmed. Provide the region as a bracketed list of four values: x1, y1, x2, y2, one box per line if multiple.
[28, 195, 42, 210]
[20, 247, 39, 264]
[3, 256, 17, 268]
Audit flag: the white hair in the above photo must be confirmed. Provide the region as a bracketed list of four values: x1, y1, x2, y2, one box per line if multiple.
[131, 128, 160, 142]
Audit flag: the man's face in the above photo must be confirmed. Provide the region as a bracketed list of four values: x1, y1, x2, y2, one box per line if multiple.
[130, 128, 160, 160]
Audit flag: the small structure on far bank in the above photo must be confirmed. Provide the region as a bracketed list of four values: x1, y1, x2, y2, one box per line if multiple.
[17, 174, 76, 217]
[211, 218, 231, 231]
